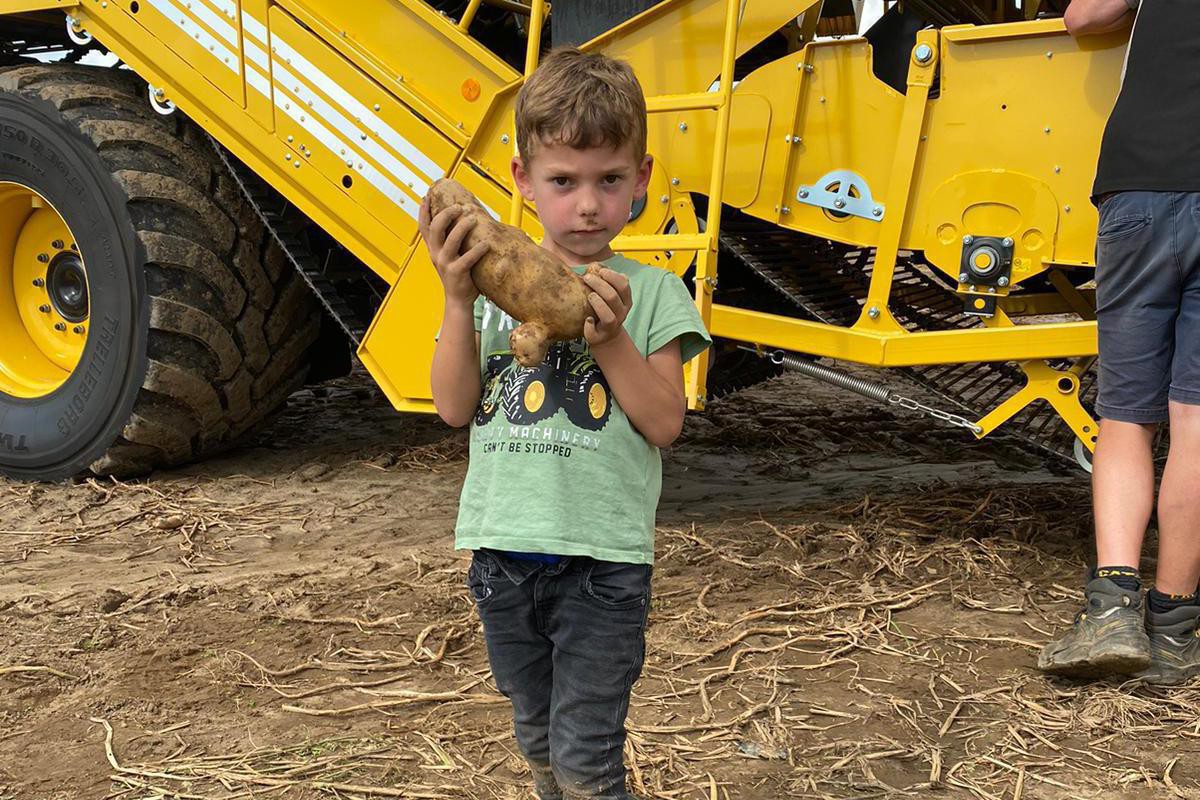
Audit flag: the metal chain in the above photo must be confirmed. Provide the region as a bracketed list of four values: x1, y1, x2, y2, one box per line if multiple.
[762, 348, 984, 434]
[886, 394, 984, 434]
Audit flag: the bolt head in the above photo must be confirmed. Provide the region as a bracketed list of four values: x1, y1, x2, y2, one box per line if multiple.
[1002, 237, 1014, 247]
[914, 43, 934, 64]
[671, 178, 680, 186]
[73, 325, 85, 334]
[958, 272, 969, 283]
[834, 198, 846, 209]
[51, 239, 63, 249]
[37, 253, 49, 263]
[678, 122, 688, 132]
[501, 134, 510, 144]
[998, 276, 1010, 287]
[781, 206, 790, 214]
[872, 206, 883, 217]
[38, 304, 50, 313]
[799, 189, 810, 199]
[32, 278, 44, 288]
[54, 322, 66, 331]
[867, 306, 881, 319]
[660, 195, 669, 204]
[963, 235, 974, 246]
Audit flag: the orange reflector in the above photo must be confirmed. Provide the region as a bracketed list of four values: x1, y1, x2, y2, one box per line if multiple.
[462, 79, 481, 102]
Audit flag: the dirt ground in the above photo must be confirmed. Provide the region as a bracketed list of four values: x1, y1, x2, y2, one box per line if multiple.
[2, 367, 1199, 800]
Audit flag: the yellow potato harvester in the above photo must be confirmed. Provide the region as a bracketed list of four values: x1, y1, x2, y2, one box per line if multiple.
[0, 0, 1127, 479]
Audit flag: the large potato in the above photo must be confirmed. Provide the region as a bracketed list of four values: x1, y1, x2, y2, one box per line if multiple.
[426, 178, 597, 366]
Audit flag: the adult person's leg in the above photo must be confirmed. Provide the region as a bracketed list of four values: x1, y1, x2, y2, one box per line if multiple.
[1039, 190, 1177, 677]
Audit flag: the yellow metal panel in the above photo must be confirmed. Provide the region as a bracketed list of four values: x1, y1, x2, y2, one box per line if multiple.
[124, 0, 245, 107]
[5, 0, 78, 13]
[669, 93, 771, 209]
[924, 169, 1059, 282]
[268, 9, 459, 239]
[241, 0, 274, 131]
[279, 0, 517, 141]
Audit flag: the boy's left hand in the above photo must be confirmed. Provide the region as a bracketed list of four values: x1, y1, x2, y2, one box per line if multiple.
[582, 268, 632, 347]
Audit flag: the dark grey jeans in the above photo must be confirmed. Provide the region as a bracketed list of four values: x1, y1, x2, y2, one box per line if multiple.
[1095, 190, 1200, 423]
[467, 550, 652, 800]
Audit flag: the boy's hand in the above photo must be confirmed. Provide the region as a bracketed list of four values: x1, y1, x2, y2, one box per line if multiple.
[419, 198, 488, 306]
[582, 267, 632, 347]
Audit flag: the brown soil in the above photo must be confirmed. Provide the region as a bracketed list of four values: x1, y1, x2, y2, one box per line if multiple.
[2, 367, 1198, 800]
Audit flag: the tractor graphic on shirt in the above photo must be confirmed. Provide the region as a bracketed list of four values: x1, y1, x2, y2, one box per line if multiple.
[475, 340, 612, 431]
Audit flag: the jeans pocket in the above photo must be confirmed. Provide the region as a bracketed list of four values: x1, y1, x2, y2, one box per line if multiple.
[1097, 193, 1153, 242]
[580, 561, 651, 610]
[466, 552, 495, 604]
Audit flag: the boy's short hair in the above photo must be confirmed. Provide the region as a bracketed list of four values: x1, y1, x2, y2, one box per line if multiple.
[515, 47, 647, 163]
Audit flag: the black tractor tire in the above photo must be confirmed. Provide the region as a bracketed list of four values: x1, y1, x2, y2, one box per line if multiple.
[501, 364, 558, 426]
[0, 64, 320, 480]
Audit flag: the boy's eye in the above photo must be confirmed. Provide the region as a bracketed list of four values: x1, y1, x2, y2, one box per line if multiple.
[552, 177, 571, 187]
[603, 175, 622, 185]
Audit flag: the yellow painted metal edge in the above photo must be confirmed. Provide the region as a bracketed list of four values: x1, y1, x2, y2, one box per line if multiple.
[3, 1, 78, 13]
[710, 304, 1097, 367]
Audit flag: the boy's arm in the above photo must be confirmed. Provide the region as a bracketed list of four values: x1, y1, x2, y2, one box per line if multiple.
[421, 197, 488, 427]
[583, 269, 687, 448]
[1064, 0, 1137, 36]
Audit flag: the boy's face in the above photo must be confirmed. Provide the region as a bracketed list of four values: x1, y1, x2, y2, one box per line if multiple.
[511, 140, 653, 266]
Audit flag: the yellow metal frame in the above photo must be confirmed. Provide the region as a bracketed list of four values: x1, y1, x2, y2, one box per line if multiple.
[13, 0, 1134, 454]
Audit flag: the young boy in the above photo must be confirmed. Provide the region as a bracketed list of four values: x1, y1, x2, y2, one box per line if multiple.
[418, 48, 711, 799]
[1038, 0, 1200, 684]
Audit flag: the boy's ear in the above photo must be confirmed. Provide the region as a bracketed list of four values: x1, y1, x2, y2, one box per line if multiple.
[633, 154, 653, 200]
[510, 156, 537, 201]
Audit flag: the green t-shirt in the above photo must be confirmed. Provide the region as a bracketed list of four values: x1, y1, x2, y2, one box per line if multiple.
[454, 254, 711, 565]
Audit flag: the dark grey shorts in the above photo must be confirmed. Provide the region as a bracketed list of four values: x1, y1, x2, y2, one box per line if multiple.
[1095, 190, 1200, 424]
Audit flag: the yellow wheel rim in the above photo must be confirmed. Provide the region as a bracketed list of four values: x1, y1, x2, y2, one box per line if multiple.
[0, 182, 88, 398]
[524, 380, 545, 413]
[587, 383, 607, 419]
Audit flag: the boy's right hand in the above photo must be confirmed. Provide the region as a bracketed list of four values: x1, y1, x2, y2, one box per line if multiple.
[419, 198, 489, 306]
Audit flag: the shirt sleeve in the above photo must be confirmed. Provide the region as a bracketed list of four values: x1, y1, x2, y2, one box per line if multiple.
[644, 271, 712, 364]
[473, 296, 486, 333]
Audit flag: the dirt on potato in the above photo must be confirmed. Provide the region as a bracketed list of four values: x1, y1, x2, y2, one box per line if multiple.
[2, 367, 1198, 800]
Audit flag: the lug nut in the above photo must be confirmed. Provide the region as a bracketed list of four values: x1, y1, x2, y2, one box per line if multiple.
[37, 253, 49, 263]
[54, 322, 66, 331]
[73, 325, 85, 334]
[51, 239, 63, 249]
[32, 277, 45, 287]
[38, 304, 50, 313]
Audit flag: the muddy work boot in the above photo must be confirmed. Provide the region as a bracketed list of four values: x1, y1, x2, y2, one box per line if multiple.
[1138, 601, 1200, 686]
[1038, 577, 1151, 678]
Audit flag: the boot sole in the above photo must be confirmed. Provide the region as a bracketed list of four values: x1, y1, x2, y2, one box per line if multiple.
[1038, 643, 1151, 679]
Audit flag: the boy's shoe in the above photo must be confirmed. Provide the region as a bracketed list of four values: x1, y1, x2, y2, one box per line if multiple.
[1137, 601, 1200, 686]
[1037, 577, 1151, 678]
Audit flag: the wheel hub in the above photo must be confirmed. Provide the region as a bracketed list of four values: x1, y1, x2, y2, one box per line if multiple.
[0, 182, 88, 398]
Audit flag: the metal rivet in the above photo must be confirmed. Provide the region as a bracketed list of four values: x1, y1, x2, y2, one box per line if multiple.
[285, 153, 292, 160]
[294, 161, 301, 169]
[868, 306, 880, 319]
[678, 122, 688, 132]
[799, 189, 809, 199]
[500, 134, 510, 144]
[819, 96, 826, 103]
[1046, 50, 1053, 59]
[988, 287, 996, 294]
[969, 285, 977, 292]
[360, 133, 367, 141]
[374, 103, 381, 111]
[1065, 205, 1072, 213]
[834, 198, 846, 209]
[660, 195, 668, 204]
[287, 135, 294, 143]
[781, 206, 790, 214]
[1044, 126, 1051, 133]
[1054, 165, 1061, 174]
[872, 206, 883, 217]
[54, 322, 66, 331]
